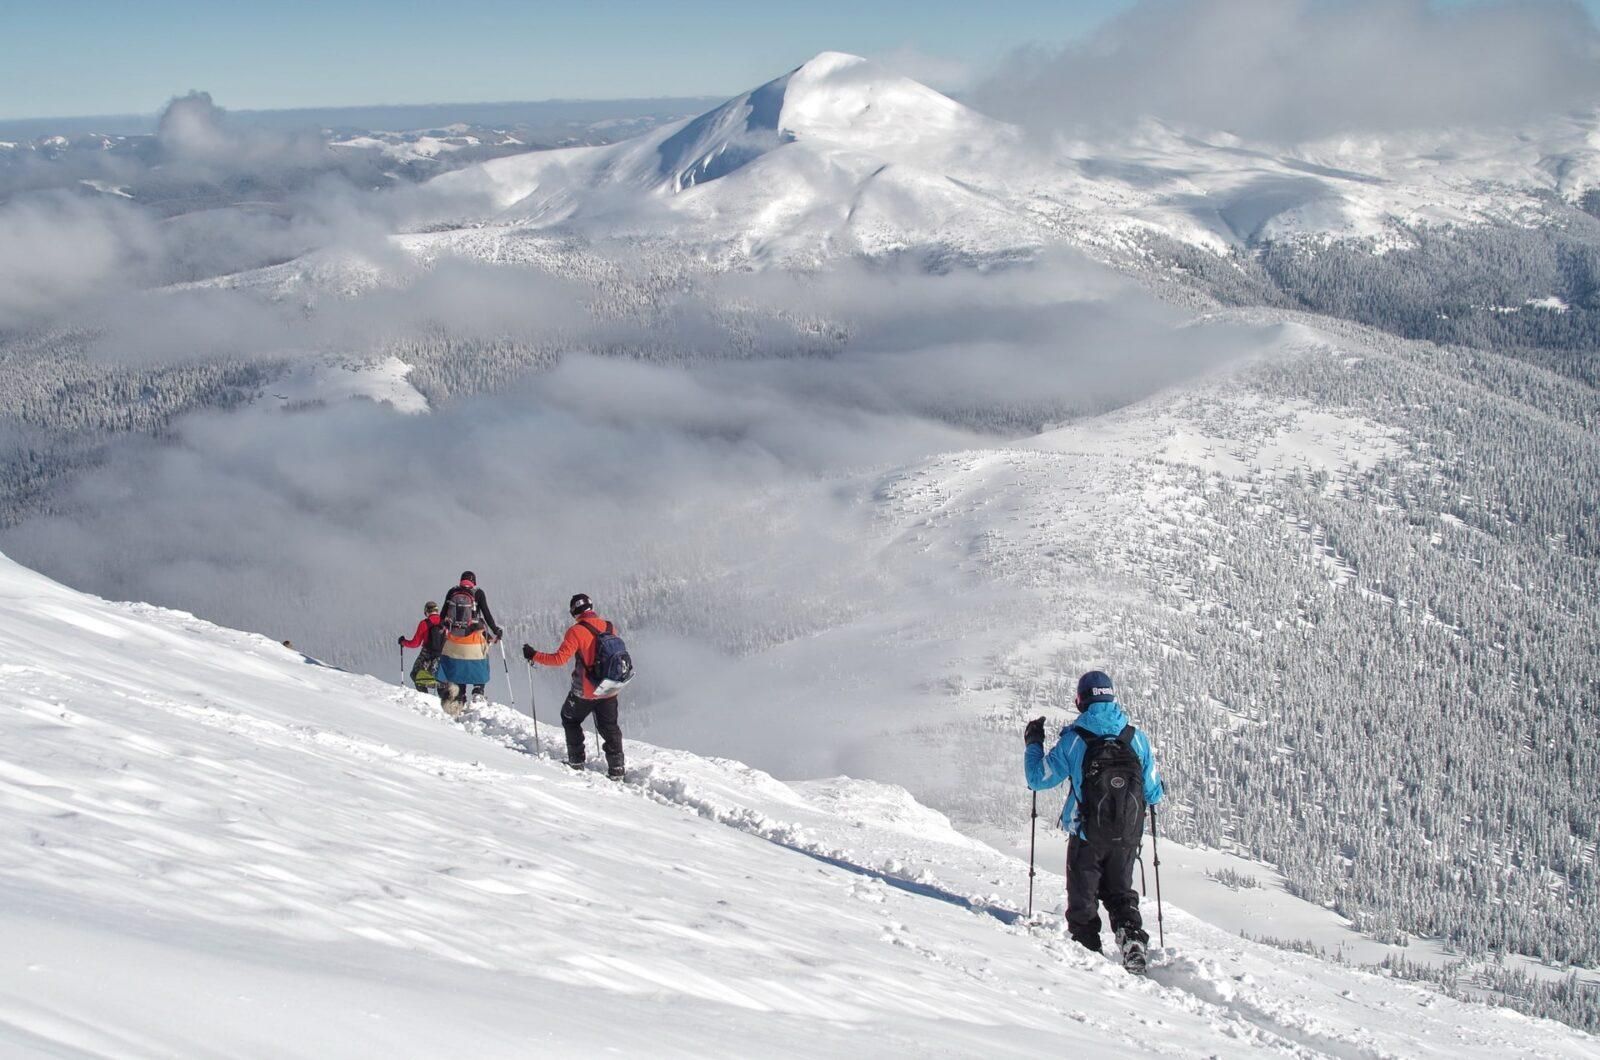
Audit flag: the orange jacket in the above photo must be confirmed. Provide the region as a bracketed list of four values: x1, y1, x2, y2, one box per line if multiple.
[533, 613, 612, 699]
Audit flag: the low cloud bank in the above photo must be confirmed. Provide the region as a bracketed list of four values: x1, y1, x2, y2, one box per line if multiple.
[974, 0, 1600, 142]
[1, 247, 1269, 777]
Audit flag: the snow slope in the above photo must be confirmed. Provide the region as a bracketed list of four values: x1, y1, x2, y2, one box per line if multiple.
[0, 552, 1593, 1057]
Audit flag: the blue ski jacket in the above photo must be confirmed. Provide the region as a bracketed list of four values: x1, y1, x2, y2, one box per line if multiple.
[1025, 699, 1164, 839]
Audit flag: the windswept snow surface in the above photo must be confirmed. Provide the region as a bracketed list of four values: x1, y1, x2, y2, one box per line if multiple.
[0, 552, 1593, 1057]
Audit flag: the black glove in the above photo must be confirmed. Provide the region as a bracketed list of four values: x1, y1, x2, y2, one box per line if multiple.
[1024, 717, 1046, 746]
[397, 636, 407, 647]
[522, 643, 537, 662]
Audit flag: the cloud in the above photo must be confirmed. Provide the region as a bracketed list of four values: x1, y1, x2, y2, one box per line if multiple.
[0, 252, 1267, 740]
[973, 0, 1600, 142]
[0, 88, 424, 337]
[156, 91, 237, 160]
[154, 90, 331, 170]
[0, 193, 160, 326]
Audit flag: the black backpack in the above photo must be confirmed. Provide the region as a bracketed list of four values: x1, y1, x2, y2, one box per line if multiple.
[1075, 725, 1146, 847]
[443, 588, 479, 637]
[423, 615, 448, 655]
[579, 619, 635, 695]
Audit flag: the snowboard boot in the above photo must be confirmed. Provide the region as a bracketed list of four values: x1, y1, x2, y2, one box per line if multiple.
[566, 760, 585, 772]
[470, 691, 487, 707]
[1115, 928, 1148, 976]
[607, 765, 626, 781]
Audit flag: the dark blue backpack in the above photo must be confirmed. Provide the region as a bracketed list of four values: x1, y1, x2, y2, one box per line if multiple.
[580, 620, 635, 695]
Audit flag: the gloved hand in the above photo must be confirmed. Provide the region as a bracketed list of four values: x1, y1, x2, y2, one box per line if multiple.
[1024, 717, 1046, 746]
[522, 643, 537, 662]
[397, 636, 407, 647]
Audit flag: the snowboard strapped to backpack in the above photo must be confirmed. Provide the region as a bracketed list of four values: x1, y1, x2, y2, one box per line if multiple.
[579, 619, 635, 697]
[1075, 724, 1146, 847]
[443, 588, 479, 638]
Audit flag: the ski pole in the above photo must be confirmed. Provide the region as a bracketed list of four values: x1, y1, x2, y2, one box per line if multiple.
[1064, 836, 1071, 922]
[1139, 853, 1147, 897]
[399, 646, 406, 689]
[1150, 805, 1165, 948]
[1027, 790, 1039, 919]
[497, 639, 518, 714]
[527, 664, 540, 748]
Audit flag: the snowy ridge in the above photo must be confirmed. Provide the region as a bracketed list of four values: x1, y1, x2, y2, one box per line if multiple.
[173, 55, 1600, 296]
[406, 53, 1600, 270]
[0, 551, 1592, 1056]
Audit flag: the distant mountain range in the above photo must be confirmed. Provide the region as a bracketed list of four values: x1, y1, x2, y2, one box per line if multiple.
[193, 51, 1595, 366]
[0, 97, 725, 141]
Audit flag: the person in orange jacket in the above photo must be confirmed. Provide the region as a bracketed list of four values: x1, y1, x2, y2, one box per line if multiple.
[524, 593, 625, 778]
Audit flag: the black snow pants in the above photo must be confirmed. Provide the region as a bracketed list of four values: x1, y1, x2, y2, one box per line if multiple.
[561, 693, 623, 772]
[1066, 834, 1146, 951]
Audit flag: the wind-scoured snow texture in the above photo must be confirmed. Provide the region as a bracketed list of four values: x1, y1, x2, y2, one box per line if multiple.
[0, 551, 1592, 1058]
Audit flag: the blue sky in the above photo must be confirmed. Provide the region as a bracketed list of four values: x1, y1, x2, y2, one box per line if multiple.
[1, 0, 1129, 119]
[5, 0, 1600, 120]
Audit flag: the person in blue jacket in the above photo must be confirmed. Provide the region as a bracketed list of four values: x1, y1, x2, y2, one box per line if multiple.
[1025, 670, 1164, 960]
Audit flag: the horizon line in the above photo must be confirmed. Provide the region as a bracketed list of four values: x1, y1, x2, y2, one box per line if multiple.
[0, 92, 736, 129]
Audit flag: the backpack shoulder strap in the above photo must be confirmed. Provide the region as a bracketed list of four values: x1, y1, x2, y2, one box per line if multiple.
[1116, 724, 1136, 746]
[578, 619, 611, 638]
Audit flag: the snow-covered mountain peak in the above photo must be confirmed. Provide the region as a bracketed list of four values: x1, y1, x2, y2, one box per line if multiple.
[423, 52, 1026, 258]
[790, 49, 865, 78]
[652, 51, 993, 192]
[777, 50, 989, 150]
[652, 65, 796, 192]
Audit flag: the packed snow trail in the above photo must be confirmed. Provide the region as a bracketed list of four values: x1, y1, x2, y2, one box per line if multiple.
[0, 553, 1591, 1058]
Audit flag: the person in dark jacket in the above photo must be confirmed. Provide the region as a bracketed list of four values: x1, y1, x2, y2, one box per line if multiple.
[1026, 670, 1164, 966]
[397, 601, 445, 694]
[436, 571, 503, 714]
[523, 593, 624, 778]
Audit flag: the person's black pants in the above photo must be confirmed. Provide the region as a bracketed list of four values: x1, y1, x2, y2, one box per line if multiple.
[1066, 834, 1146, 950]
[561, 693, 623, 771]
